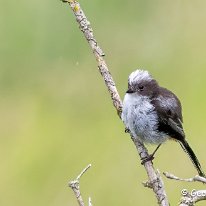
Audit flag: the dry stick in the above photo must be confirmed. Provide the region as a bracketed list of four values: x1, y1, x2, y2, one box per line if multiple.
[69, 164, 92, 206]
[62, 0, 169, 205]
[163, 173, 206, 205]
[88, 197, 93, 206]
[179, 190, 206, 206]
[163, 172, 206, 184]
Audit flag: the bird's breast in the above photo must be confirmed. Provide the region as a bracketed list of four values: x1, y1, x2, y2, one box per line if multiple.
[122, 94, 167, 144]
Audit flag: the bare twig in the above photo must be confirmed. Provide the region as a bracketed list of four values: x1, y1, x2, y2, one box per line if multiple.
[61, 0, 169, 205]
[88, 197, 92, 206]
[163, 172, 206, 205]
[163, 172, 206, 184]
[69, 164, 92, 206]
[76, 164, 91, 181]
[179, 189, 206, 206]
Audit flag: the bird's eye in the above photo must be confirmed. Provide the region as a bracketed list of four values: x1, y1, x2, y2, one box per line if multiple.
[138, 85, 144, 91]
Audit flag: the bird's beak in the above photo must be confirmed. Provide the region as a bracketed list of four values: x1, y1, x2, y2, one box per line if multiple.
[126, 88, 135, 93]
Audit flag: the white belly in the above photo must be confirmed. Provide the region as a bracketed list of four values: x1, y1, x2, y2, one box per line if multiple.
[122, 93, 168, 144]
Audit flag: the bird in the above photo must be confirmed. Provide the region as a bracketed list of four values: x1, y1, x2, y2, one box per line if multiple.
[121, 69, 205, 177]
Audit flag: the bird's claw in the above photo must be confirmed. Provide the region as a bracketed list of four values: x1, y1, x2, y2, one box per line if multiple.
[125, 127, 130, 133]
[141, 154, 154, 165]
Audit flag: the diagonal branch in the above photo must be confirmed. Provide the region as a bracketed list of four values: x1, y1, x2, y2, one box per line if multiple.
[62, 0, 122, 117]
[69, 164, 92, 206]
[61, 0, 169, 205]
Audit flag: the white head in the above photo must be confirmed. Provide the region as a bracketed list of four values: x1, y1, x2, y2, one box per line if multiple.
[128, 70, 153, 86]
[126, 69, 159, 97]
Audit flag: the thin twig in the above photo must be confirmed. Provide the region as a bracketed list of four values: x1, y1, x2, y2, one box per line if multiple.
[179, 190, 206, 206]
[163, 172, 206, 205]
[163, 172, 206, 184]
[69, 164, 92, 206]
[88, 197, 92, 206]
[61, 0, 169, 205]
[76, 164, 91, 181]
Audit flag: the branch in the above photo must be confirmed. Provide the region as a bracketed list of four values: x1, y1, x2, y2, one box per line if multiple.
[61, 0, 169, 205]
[69, 164, 92, 206]
[179, 190, 206, 206]
[163, 172, 206, 205]
[163, 172, 206, 184]
[88, 197, 93, 206]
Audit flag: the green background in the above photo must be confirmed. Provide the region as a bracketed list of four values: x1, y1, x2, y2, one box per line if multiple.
[1, 0, 206, 205]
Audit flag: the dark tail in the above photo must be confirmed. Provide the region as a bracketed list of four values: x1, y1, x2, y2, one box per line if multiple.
[178, 139, 205, 177]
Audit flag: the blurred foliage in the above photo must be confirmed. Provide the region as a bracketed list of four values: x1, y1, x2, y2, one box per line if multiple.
[0, 0, 206, 205]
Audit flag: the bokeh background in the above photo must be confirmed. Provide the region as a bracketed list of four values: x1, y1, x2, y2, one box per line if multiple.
[1, 0, 206, 205]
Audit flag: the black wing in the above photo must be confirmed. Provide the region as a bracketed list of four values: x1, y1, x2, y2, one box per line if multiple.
[151, 87, 205, 177]
[151, 87, 185, 140]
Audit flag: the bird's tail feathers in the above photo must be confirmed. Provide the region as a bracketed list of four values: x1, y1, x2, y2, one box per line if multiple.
[178, 139, 205, 177]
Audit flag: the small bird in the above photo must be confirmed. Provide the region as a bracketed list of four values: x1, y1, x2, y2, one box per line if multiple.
[122, 69, 205, 177]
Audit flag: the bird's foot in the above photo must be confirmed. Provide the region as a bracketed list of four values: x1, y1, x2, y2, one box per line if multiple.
[141, 144, 161, 165]
[141, 154, 154, 165]
[125, 127, 130, 133]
